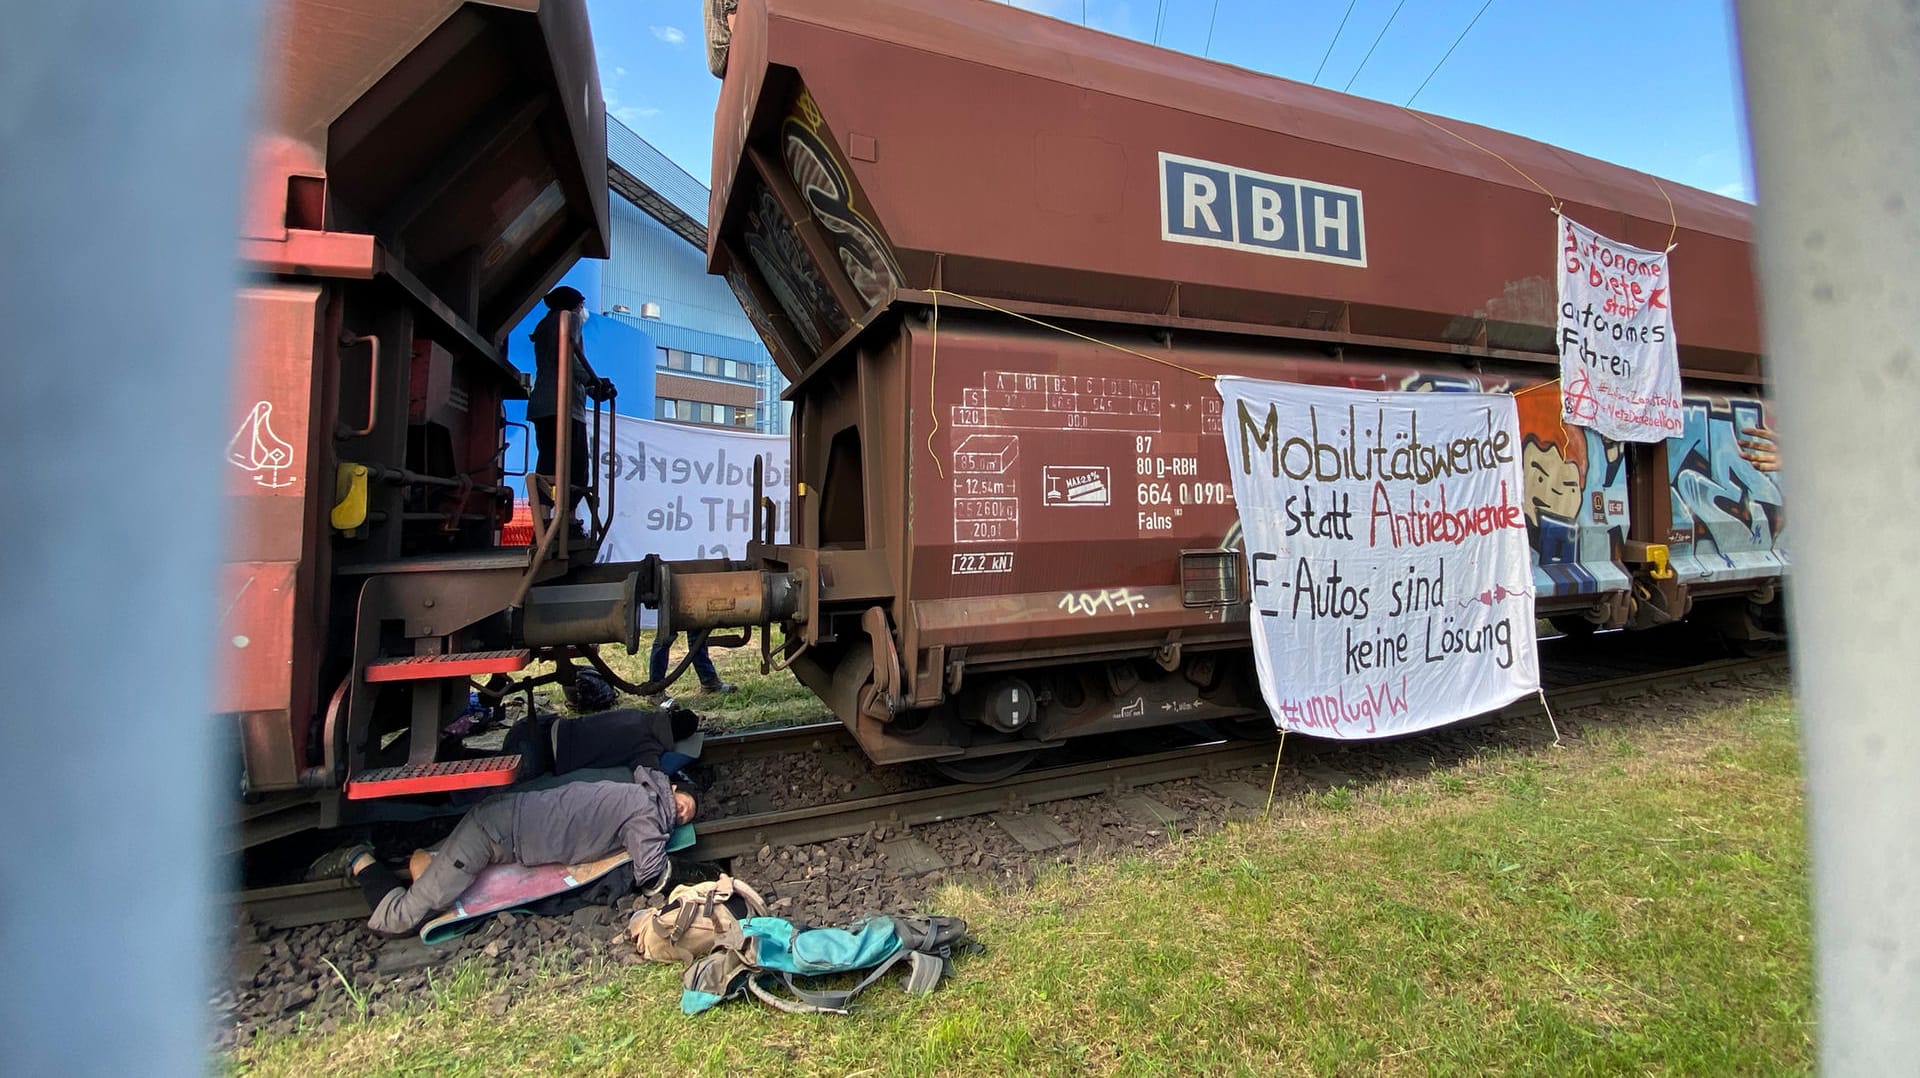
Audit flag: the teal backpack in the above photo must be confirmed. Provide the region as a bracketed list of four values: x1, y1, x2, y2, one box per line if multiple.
[681, 914, 970, 1015]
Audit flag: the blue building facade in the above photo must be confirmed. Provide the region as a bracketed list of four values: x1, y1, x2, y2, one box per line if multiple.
[501, 261, 656, 478]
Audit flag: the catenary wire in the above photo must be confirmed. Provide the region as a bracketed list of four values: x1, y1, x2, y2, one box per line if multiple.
[1342, 0, 1411, 94]
[1405, 0, 1497, 107]
[1311, 0, 1360, 85]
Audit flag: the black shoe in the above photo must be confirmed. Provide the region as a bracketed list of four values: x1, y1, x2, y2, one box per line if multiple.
[306, 842, 376, 883]
[643, 859, 672, 897]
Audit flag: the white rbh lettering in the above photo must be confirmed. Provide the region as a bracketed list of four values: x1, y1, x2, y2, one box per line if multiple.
[1248, 185, 1287, 243]
[1183, 171, 1221, 233]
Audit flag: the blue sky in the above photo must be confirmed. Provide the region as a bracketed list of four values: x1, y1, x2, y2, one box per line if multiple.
[590, 0, 1753, 201]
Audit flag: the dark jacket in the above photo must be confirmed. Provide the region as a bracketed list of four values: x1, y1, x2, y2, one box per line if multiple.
[528, 308, 593, 422]
[551, 708, 677, 774]
[506, 769, 677, 885]
[502, 708, 677, 781]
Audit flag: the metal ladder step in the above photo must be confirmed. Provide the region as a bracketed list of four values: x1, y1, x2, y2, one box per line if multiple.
[344, 756, 522, 800]
[363, 648, 531, 683]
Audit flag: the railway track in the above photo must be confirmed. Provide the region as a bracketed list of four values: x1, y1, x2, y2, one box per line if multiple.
[240, 652, 1786, 928]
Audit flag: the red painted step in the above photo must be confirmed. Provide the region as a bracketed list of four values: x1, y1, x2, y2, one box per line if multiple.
[345, 756, 522, 800]
[364, 648, 531, 683]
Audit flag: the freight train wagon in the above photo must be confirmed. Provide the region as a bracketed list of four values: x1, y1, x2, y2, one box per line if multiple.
[699, 0, 1783, 780]
[223, 0, 640, 845]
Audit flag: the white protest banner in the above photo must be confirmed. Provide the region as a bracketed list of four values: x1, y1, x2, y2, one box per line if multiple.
[593, 416, 791, 568]
[1214, 378, 1539, 738]
[1556, 215, 1683, 442]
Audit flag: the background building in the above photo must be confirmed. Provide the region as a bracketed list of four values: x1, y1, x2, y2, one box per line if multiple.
[603, 121, 790, 435]
[503, 116, 788, 477]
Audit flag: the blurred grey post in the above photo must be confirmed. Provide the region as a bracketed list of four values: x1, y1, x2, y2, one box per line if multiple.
[0, 1, 263, 1072]
[1735, 2, 1920, 1071]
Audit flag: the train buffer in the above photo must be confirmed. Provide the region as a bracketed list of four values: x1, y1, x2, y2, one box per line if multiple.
[345, 756, 523, 800]
[363, 649, 531, 683]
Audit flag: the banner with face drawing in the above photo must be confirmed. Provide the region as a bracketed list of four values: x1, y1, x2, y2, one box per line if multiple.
[1214, 377, 1540, 737]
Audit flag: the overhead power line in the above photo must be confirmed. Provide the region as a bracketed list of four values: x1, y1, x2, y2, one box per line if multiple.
[1310, 0, 1360, 86]
[1406, 0, 1497, 106]
[1204, 0, 1221, 56]
[1154, 0, 1167, 44]
[1341, 0, 1410, 94]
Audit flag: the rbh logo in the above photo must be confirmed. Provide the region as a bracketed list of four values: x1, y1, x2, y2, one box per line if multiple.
[1159, 152, 1366, 267]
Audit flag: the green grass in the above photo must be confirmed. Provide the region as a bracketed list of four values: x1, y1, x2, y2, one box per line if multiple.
[525, 628, 829, 733]
[234, 693, 1811, 1075]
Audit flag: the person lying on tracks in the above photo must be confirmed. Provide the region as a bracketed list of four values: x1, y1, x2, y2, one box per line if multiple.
[327, 770, 699, 937]
[502, 705, 703, 782]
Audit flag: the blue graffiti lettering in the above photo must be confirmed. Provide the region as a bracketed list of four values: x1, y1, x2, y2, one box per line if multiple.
[1667, 397, 1787, 583]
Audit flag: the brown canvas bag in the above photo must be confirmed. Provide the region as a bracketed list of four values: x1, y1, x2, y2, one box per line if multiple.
[628, 873, 768, 964]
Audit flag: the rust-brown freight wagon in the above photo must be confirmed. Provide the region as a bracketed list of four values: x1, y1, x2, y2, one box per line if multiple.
[222, 0, 625, 842]
[703, 0, 1782, 779]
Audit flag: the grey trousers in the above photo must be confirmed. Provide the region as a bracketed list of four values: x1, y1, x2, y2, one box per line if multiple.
[367, 797, 514, 935]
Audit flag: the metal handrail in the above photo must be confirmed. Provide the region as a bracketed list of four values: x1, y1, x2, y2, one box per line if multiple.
[343, 333, 380, 436]
[502, 419, 532, 476]
[603, 399, 617, 541]
[512, 309, 574, 607]
[552, 309, 573, 562]
[588, 395, 605, 544]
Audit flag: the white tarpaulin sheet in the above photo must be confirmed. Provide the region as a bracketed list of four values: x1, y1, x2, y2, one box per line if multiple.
[592, 415, 790, 564]
[1556, 215, 1683, 442]
[1214, 377, 1540, 737]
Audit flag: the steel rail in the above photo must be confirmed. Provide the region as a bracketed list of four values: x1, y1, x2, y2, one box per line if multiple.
[685, 737, 1278, 862]
[239, 879, 373, 931]
[240, 654, 1785, 928]
[683, 653, 1787, 861]
[698, 720, 848, 763]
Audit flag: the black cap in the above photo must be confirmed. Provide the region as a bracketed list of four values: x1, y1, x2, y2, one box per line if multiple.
[671, 772, 703, 815]
[544, 286, 586, 312]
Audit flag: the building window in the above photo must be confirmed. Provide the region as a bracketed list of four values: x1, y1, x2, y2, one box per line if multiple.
[657, 347, 759, 384]
[656, 397, 754, 428]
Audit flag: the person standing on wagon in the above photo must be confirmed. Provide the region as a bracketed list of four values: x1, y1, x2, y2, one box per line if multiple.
[528, 286, 612, 541]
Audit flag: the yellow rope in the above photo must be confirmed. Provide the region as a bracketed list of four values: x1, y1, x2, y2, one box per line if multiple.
[1262, 729, 1288, 821]
[1651, 174, 1679, 252]
[925, 288, 1218, 381]
[1401, 107, 1562, 213]
[926, 290, 946, 480]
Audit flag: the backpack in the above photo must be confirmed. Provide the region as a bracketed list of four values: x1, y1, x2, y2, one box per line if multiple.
[681, 914, 971, 1016]
[627, 874, 768, 964]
